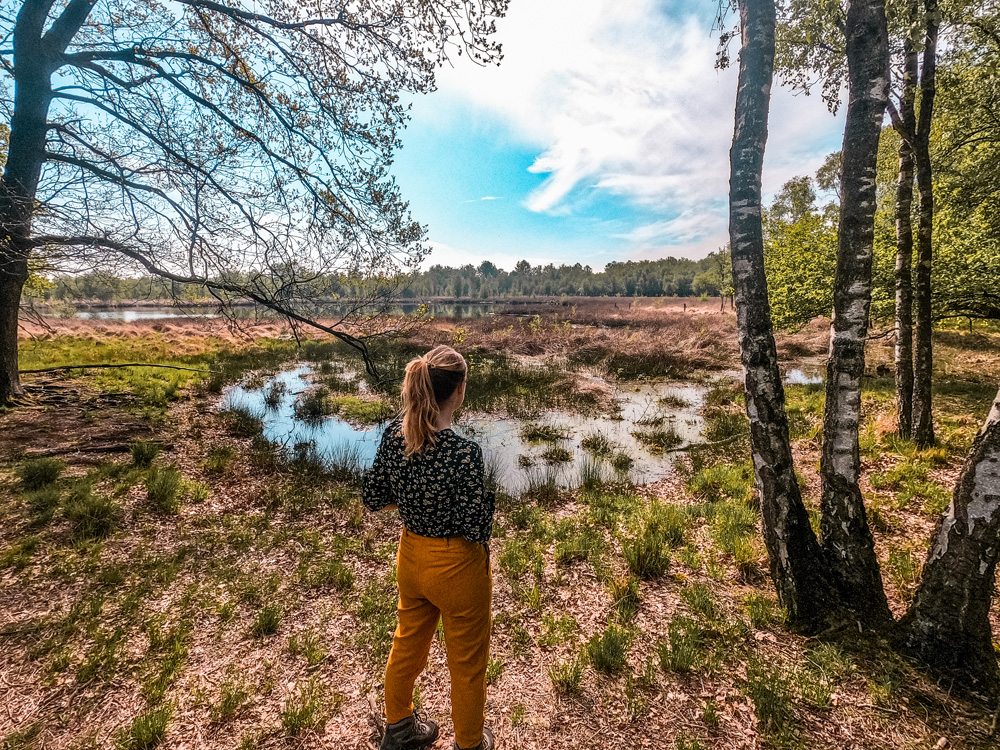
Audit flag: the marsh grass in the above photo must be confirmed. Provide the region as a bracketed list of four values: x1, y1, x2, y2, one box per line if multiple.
[204, 445, 237, 474]
[219, 404, 265, 438]
[623, 502, 685, 579]
[521, 423, 571, 443]
[632, 425, 683, 452]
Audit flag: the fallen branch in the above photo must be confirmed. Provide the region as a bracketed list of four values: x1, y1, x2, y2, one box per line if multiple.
[24, 441, 171, 458]
[663, 435, 743, 453]
[20, 363, 211, 374]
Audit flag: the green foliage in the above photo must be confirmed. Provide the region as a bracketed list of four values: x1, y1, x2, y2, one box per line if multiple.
[210, 678, 250, 723]
[16, 458, 65, 490]
[609, 575, 641, 622]
[657, 615, 704, 674]
[743, 658, 800, 749]
[623, 503, 685, 579]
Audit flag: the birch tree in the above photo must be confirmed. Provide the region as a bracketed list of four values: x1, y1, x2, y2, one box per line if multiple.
[728, 0, 843, 633]
[818, 0, 893, 626]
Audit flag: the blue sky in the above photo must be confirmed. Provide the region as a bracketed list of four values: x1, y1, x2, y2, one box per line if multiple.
[392, 0, 846, 272]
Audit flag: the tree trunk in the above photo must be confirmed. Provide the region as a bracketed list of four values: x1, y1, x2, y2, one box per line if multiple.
[912, 0, 939, 447]
[897, 386, 1000, 696]
[0, 0, 66, 404]
[730, 0, 841, 634]
[894, 22, 918, 441]
[818, 0, 892, 628]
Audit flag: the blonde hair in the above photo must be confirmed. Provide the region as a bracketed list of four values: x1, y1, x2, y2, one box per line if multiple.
[401, 345, 468, 456]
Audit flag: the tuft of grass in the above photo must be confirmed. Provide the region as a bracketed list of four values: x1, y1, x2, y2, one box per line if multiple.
[300, 556, 355, 591]
[64, 484, 121, 540]
[796, 642, 856, 709]
[743, 658, 800, 749]
[581, 432, 614, 456]
[586, 624, 631, 675]
[16, 457, 65, 490]
[355, 579, 398, 661]
[539, 613, 579, 647]
[609, 575, 641, 622]
[280, 677, 326, 735]
[552, 518, 604, 565]
[204, 445, 237, 474]
[0, 535, 40, 570]
[541, 445, 573, 464]
[520, 423, 570, 443]
[681, 583, 719, 621]
[115, 705, 172, 750]
[251, 605, 283, 638]
[145, 467, 183, 514]
[288, 631, 327, 666]
[687, 462, 755, 505]
[886, 546, 922, 602]
[486, 656, 505, 685]
[219, 404, 265, 438]
[622, 510, 675, 579]
[744, 593, 779, 629]
[332, 396, 393, 424]
[657, 615, 704, 674]
[632, 426, 683, 452]
[210, 678, 250, 724]
[548, 651, 586, 694]
[129, 441, 162, 468]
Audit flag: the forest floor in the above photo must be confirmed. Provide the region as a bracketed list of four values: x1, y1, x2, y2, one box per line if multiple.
[1, 298, 999, 750]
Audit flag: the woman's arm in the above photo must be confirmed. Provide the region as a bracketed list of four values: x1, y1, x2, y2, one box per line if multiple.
[362, 430, 397, 512]
[457, 443, 496, 544]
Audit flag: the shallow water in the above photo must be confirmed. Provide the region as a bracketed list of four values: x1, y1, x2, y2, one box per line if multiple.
[75, 302, 496, 322]
[784, 368, 824, 385]
[222, 367, 707, 492]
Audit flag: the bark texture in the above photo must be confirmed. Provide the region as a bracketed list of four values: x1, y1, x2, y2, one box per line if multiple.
[730, 0, 841, 634]
[912, 0, 939, 447]
[893, 24, 918, 441]
[898, 387, 1000, 695]
[818, 0, 892, 627]
[0, 0, 90, 403]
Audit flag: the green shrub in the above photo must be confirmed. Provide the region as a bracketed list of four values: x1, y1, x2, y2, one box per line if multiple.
[586, 624, 631, 675]
[129, 441, 162, 468]
[145, 467, 183, 514]
[16, 458, 64, 490]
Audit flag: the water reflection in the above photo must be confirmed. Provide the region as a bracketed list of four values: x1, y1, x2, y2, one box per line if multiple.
[222, 366, 707, 493]
[75, 302, 496, 321]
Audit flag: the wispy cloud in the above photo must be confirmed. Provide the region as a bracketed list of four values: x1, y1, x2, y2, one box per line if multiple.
[430, 0, 843, 260]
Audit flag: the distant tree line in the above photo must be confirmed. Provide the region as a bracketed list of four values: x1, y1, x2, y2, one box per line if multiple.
[36, 252, 738, 304]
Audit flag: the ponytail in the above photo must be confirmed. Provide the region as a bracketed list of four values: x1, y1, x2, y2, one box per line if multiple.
[401, 345, 467, 456]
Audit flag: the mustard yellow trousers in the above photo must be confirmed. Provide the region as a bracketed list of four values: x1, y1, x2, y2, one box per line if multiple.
[384, 528, 492, 749]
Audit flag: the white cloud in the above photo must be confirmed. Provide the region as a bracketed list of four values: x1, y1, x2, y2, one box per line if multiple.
[430, 1, 844, 260]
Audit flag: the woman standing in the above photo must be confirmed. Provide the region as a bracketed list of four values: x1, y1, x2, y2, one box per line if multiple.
[363, 345, 496, 750]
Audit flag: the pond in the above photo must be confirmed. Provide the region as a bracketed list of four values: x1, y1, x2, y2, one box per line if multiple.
[221, 366, 707, 493]
[74, 302, 497, 321]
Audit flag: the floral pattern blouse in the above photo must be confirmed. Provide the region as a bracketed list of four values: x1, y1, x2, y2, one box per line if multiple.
[362, 422, 495, 544]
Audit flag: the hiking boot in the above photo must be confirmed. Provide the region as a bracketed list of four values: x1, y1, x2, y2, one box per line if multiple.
[454, 725, 494, 750]
[380, 710, 439, 750]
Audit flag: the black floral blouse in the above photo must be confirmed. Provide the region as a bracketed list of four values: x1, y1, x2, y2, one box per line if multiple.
[362, 422, 495, 544]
